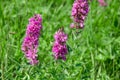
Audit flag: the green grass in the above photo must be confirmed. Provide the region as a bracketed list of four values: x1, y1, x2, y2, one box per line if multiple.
[0, 0, 120, 80]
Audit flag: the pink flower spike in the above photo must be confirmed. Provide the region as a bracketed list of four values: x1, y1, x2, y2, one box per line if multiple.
[71, 0, 89, 29]
[52, 28, 68, 60]
[21, 14, 42, 65]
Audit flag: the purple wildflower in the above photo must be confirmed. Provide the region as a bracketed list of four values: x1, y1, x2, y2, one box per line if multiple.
[21, 14, 42, 65]
[71, 0, 89, 28]
[52, 28, 68, 60]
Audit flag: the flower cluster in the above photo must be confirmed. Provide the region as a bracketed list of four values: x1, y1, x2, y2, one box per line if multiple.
[52, 28, 68, 60]
[21, 14, 42, 65]
[98, 0, 107, 6]
[71, 0, 89, 29]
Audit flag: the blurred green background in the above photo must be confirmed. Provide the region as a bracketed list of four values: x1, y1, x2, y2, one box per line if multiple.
[0, 0, 120, 80]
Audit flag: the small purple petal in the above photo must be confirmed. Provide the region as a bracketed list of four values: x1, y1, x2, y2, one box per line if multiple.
[98, 0, 107, 6]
